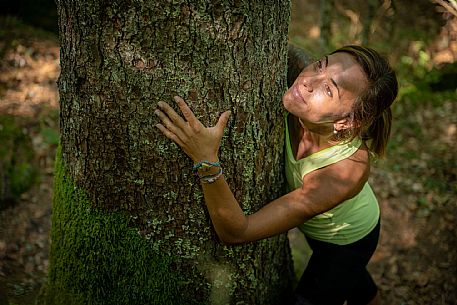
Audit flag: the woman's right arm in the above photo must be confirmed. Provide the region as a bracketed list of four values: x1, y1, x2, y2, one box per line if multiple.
[198, 152, 368, 244]
[155, 97, 369, 244]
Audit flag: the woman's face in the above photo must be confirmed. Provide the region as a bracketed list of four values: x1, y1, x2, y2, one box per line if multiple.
[283, 52, 368, 133]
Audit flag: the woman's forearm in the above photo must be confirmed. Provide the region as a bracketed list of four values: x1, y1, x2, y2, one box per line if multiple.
[200, 174, 248, 244]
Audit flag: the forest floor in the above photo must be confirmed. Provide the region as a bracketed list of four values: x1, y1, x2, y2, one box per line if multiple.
[0, 11, 456, 305]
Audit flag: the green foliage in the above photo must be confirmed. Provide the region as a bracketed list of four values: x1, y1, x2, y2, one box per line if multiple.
[39, 127, 59, 146]
[38, 107, 60, 146]
[396, 42, 457, 107]
[383, 59, 456, 211]
[40, 147, 193, 305]
[394, 41, 456, 113]
[0, 116, 38, 207]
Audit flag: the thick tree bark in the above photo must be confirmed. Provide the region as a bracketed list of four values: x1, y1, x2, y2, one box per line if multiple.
[42, 1, 294, 305]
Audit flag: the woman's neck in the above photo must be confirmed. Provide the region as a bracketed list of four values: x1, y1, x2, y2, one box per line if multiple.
[290, 115, 332, 160]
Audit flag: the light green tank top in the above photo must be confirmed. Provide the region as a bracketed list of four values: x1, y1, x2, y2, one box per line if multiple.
[285, 114, 380, 245]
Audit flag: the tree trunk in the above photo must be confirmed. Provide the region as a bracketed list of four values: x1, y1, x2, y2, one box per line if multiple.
[42, 1, 294, 305]
[362, 0, 378, 45]
[319, 0, 333, 53]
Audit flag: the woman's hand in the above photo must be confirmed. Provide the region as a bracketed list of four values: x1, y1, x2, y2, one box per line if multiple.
[155, 96, 231, 163]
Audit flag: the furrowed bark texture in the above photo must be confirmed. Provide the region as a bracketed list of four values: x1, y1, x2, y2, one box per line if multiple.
[45, 1, 294, 304]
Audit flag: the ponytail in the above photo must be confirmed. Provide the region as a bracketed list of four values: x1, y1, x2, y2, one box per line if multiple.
[367, 107, 392, 157]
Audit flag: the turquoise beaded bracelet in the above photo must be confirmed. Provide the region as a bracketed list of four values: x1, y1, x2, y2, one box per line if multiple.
[193, 160, 221, 171]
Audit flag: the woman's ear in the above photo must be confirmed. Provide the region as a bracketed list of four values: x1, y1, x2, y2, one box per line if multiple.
[333, 117, 354, 132]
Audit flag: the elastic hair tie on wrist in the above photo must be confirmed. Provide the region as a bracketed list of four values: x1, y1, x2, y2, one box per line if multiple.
[200, 168, 223, 184]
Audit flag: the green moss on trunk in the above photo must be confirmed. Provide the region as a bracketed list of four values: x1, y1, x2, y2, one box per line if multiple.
[40, 147, 190, 305]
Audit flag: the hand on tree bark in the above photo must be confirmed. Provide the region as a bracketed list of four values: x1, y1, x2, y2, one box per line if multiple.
[155, 96, 231, 163]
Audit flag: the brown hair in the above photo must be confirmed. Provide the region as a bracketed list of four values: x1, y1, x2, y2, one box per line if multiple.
[331, 45, 398, 157]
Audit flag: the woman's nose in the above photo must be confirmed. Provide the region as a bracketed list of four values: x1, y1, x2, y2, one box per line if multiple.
[302, 76, 315, 92]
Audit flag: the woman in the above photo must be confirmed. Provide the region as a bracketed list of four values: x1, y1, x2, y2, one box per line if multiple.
[155, 45, 398, 305]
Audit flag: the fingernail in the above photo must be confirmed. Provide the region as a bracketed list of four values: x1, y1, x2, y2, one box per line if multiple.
[158, 101, 163, 107]
[154, 110, 160, 115]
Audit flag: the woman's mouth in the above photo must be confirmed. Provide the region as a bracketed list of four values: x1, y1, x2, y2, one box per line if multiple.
[292, 85, 306, 104]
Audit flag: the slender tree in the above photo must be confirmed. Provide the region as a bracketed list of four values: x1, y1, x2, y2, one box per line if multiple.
[319, 0, 334, 52]
[362, 0, 378, 45]
[41, 1, 294, 304]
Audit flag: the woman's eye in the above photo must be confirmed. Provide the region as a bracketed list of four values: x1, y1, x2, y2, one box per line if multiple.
[325, 84, 333, 97]
[314, 60, 322, 72]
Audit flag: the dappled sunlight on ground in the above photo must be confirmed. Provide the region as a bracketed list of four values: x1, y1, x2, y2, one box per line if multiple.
[0, 41, 59, 117]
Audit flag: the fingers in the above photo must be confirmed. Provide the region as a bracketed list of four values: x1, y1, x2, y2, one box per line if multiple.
[155, 123, 186, 147]
[157, 96, 231, 140]
[154, 108, 188, 141]
[173, 96, 200, 130]
[216, 110, 231, 132]
[157, 101, 188, 131]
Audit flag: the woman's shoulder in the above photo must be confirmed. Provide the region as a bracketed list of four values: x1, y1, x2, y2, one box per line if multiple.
[334, 142, 370, 179]
[302, 144, 370, 200]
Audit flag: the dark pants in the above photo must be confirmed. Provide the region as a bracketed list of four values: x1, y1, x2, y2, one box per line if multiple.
[293, 220, 380, 305]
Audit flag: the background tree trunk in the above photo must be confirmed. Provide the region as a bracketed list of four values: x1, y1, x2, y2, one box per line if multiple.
[42, 1, 294, 304]
[319, 0, 334, 52]
[361, 0, 378, 45]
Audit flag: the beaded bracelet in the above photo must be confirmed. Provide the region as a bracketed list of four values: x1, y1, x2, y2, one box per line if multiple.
[200, 168, 224, 184]
[193, 160, 221, 173]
